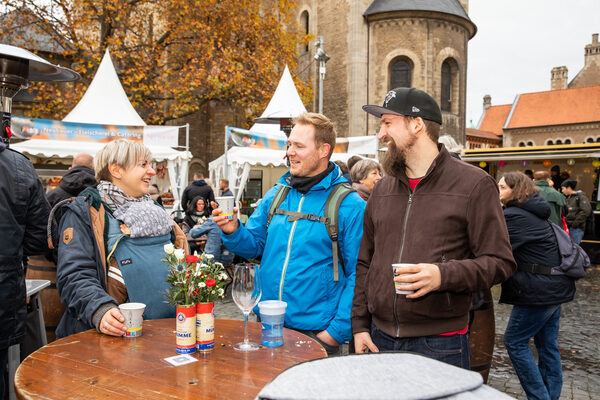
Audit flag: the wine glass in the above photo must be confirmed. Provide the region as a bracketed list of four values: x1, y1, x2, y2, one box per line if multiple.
[232, 263, 262, 351]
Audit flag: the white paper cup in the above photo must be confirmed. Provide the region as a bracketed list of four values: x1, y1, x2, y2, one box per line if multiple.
[215, 196, 235, 220]
[392, 263, 415, 295]
[119, 302, 146, 337]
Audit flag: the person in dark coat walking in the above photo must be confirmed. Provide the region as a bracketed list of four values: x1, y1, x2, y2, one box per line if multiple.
[46, 153, 97, 228]
[498, 172, 575, 400]
[181, 172, 215, 211]
[0, 141, 50, 399]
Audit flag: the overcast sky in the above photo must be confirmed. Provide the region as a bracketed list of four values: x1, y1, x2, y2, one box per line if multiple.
[466, 0, 600, 127]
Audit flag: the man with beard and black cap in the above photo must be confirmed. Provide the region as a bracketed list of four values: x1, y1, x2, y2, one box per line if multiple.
[351, 87, 516, 368]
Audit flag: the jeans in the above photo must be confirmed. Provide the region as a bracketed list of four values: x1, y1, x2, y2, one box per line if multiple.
[370, 324, 471, 369]
[504, 305, 562, 400]
[569, 227, 584, 244]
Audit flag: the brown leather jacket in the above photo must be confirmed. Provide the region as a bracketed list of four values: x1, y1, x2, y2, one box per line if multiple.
[352, 146, 516, 338]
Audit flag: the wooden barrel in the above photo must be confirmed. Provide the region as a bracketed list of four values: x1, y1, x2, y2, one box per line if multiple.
[469, 289, 495, 383]
[25, 255, 65, 343]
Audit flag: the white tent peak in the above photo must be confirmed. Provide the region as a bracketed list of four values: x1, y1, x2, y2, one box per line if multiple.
[63, 49, 146, 126]
[250, 64, 306, 134]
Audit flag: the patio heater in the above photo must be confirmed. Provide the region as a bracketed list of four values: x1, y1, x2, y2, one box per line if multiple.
[0, 44, 79, 147]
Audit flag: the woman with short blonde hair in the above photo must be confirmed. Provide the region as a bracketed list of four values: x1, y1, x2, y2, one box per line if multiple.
[56, 139, 188, 339]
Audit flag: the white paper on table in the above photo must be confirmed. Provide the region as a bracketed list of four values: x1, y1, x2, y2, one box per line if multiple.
[163, 354, 198, 367]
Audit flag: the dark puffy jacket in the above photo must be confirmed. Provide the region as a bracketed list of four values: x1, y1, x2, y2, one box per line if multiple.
[0, 145, 50, 349]
[500, 194, 575, 306]
[55, 189, 117, 337]
[181, 180, 215, 211]
[565, 191, 591, 231]
[46, 166, 96, 220]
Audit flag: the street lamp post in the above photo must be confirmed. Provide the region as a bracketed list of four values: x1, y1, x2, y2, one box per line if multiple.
[314, 36, 330, 115]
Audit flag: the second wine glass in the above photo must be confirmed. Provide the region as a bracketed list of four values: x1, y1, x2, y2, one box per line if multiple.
[232, 263, 262, 351]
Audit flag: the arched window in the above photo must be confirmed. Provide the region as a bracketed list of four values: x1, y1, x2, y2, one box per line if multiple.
[547, 140, 554, 145]
[527, 141, 534, 146]
[596, 137, 600, 143]
[440, 58, 459, 113]
[556, 139, 563, 145]
[565, 139, 572, 144]
[300, 11, 309, 52]
[441, 61, 452, 112]
[586, 137, 595, 143]
[518, 142, 526, 147]
[390, 58, 412, 89]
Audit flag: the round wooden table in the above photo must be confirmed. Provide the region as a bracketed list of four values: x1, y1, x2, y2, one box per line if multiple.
[15, 318, 326, 399]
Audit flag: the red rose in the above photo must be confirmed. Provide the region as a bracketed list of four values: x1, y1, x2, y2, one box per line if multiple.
[206, 279, 216, 287]
[186, 255, 199, 263]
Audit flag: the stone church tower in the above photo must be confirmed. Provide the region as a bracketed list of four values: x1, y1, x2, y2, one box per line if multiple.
[296, 0, 476, 144]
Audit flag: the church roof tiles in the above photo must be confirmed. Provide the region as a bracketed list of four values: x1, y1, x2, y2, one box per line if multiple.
[505, 85, 600, 129]
[364, 0, 470, 20]
[477, 104, 512, 136]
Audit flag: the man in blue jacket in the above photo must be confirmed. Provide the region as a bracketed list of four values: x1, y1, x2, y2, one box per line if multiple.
[213, 113, 365, 355]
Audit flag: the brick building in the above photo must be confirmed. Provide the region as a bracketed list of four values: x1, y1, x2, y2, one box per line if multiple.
[296, 0, 476, 144]
[477, 34, 600, 148]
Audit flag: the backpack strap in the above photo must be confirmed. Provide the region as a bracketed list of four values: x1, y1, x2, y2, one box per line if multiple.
[47, 197, 77, 249]
[267, 185, 291, 229]
[266, 182, 356, 282]
[274, 208, 328, 223]
[324, 183, 356, 281]
[517, 263, 553, 275]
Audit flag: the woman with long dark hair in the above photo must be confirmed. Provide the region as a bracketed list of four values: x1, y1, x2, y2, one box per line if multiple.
[498, 172, 575, 400]
[182, 196, 210, 254]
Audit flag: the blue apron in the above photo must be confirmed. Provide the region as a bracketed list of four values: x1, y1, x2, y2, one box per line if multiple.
[106, 213, 175, 319]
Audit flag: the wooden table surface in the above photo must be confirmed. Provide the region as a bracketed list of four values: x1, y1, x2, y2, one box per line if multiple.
[15, 318, 327, 399]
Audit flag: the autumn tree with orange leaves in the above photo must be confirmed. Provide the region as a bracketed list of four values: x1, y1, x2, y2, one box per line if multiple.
[1, 0, 311, 125]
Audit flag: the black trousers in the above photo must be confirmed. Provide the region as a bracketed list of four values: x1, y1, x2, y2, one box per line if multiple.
[1, 347, 8, 400]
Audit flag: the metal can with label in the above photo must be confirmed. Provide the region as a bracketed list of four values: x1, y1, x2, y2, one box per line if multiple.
[176, 304, 196, 354]
[196, 302, 215, 352]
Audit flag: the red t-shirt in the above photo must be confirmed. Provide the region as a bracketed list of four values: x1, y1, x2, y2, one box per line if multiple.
[407, 177, 467, 336]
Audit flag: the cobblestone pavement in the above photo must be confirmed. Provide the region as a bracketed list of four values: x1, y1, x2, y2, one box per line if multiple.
[487, 266, 600, 399]
[214, 267, 600, 399]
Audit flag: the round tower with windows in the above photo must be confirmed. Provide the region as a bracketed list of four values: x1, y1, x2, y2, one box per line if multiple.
[364, 0, 476, 143]
[297, 0, 476, 144]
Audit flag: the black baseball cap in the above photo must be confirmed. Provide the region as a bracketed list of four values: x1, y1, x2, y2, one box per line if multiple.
[363, 87, 443, 125]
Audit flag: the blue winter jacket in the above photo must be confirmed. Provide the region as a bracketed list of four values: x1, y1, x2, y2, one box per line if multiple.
[222, 164, 365, 343]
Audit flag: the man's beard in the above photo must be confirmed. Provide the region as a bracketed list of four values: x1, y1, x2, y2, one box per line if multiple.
[381, 136, 416, 177]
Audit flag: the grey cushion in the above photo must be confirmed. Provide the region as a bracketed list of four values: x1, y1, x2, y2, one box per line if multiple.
[256, 353, 513, 400]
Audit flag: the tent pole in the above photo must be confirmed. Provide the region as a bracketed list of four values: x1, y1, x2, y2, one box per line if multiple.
[224, 126, 228, 190]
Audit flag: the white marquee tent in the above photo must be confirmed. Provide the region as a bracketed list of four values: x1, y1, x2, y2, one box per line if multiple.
[209, 65, 378, 200]
[12, 50, 190, 210]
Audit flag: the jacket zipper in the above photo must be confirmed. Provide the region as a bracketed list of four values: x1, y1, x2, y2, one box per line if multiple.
[278, 196, 305, 300]
[394, 192, 413, 337]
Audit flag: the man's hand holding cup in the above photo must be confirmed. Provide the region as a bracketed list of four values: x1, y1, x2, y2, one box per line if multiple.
[211, 200, 239, 234]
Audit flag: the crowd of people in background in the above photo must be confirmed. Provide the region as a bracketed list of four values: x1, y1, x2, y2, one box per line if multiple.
[2, 86, 592, 400]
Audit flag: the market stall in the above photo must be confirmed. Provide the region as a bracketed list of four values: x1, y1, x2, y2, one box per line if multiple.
[462, 143, 600, 262]
[10, 49, 191, 211]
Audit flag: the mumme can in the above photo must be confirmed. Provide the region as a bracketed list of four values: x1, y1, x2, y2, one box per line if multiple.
[176, 304, 196, 354]
[196, 302, 215, 352]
